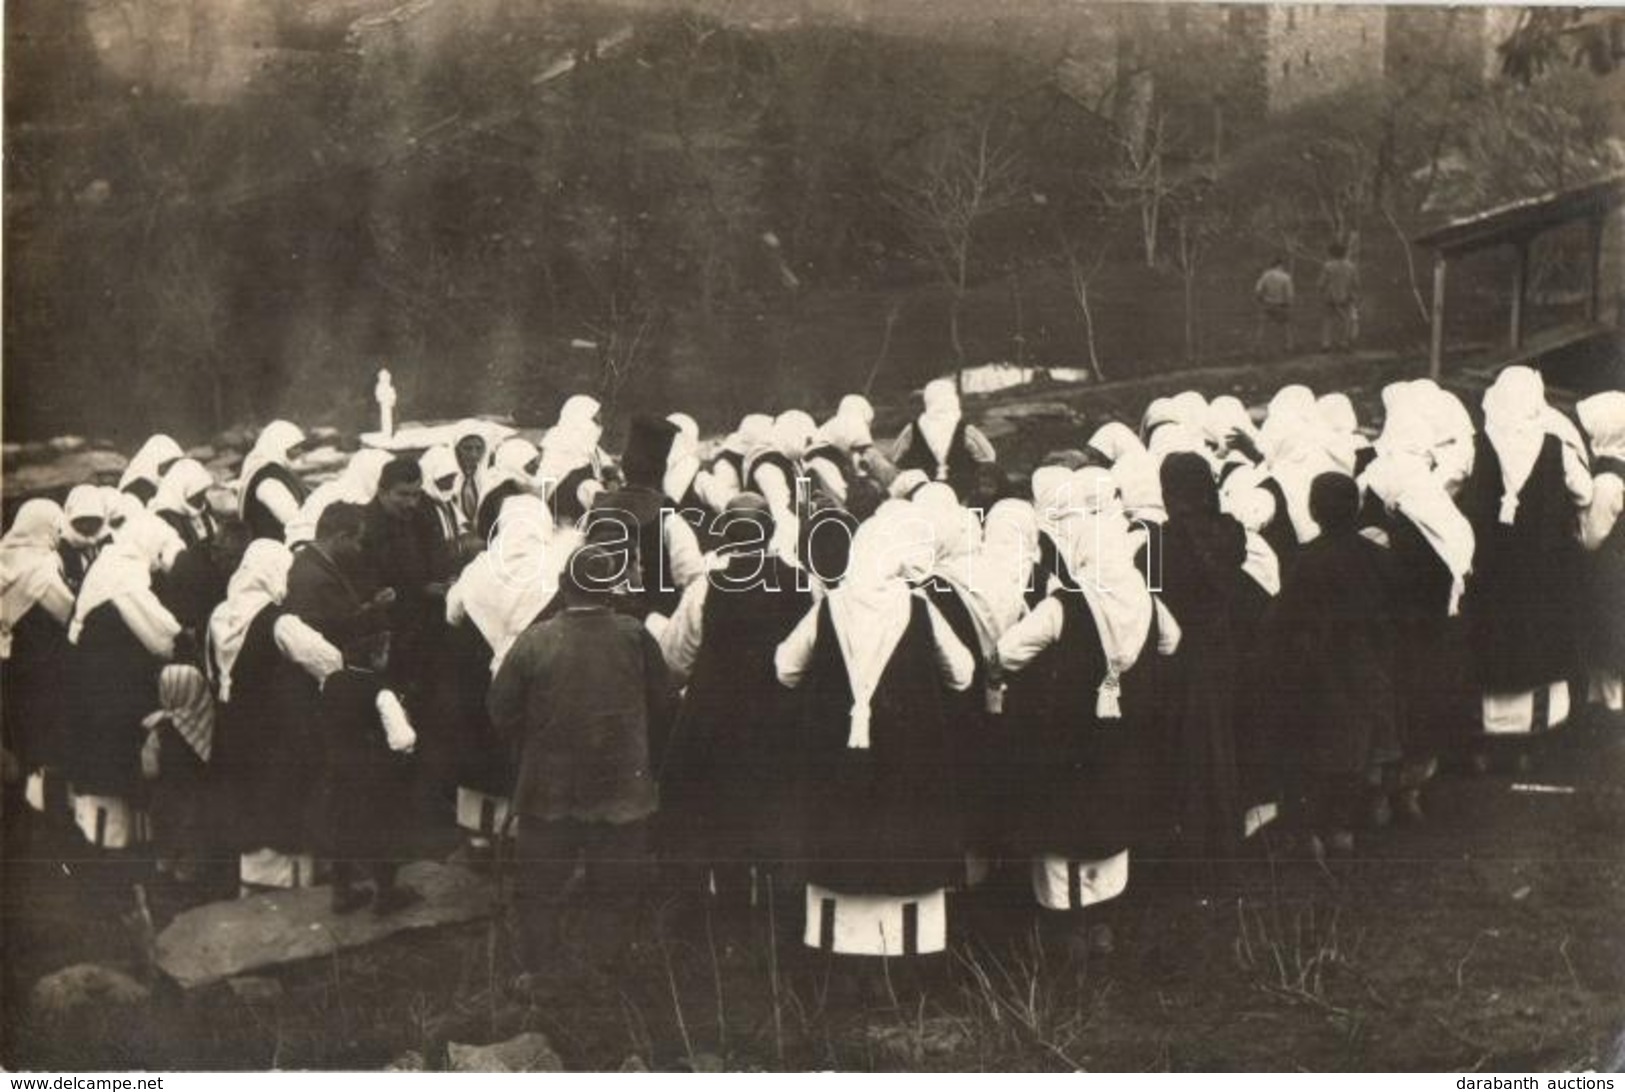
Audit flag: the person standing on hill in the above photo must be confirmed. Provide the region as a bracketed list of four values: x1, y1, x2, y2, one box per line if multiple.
[1254, 257, 1295, 355]
[1318, 242, 1361, 352]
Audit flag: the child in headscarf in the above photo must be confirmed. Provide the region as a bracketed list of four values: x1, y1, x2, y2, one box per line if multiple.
[140, 664, 215, 883]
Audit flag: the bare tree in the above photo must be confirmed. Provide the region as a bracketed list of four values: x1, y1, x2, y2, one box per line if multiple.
[1101, 110, 1175, 268]
[1167, 184, 1229, 365]
[886, 118, 1026, 373]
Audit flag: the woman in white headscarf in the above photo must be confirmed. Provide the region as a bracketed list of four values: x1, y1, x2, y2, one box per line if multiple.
[912, 486, 1020, 881]
[775, 510, 974, 961]
[1576, 391, 1625, 716]
[1086, 422, 1145, 468]
[282, 448, 393, 547]
[1259, 384, 1317, 459]
[2, 500, 76, 803]
[1417, 386, 1477, 498]
[890, 378, 997, 499]
[58, 485, 106, 594]
[238, 420, 308, 542]
[63, 513, 186, 848]
[444, 495, 579, 849]
[150, 459, 219, 549]
[996, 466, 1180, 955]
[1205, 396, 1262, 464]
[1460, 366, 1590, 744]
[1361, 417, 1477, 820]
[1031, 465, 1082, 596]
[474, 437, 542, 541]
[149, 458, 228, 633]
[419, 445, 466, 549]
[119, 434, 185, 505]
[206, 539, 342, 879]
[1217, 464, 1286, 838]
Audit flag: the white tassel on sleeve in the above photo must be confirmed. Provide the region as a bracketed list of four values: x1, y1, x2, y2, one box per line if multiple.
[377, 690, 418, 754]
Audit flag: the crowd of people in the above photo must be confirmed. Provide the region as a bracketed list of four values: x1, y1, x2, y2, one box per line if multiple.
[2, 365, 1622, 978]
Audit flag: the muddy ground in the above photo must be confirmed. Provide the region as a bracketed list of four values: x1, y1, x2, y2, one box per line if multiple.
[4, 714, 1622, 1072]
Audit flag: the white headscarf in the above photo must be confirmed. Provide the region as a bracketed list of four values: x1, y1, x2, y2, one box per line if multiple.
[61, 485, 108, 550]
[1578, 391, 1625, 462]
[150, 458, 214, 517]
[451, 496, 576, 673]
[1111, 449, 1166, 525]
[1204, 396, 1260, 458]
[1482, 366, 1553, 525]
[237, 420, 306, 513]
[915, 489, 1014, 658]
[69, 513, 183, 646]
[1170, 391, 1209, 429]
[773, 410, 819, 462]
[1147, 423, 1214, 469]
[823, 509, 934, 749]
[1055, 468, 1163, 719]
[420, 445, 460, 503]
[103, 487, 144, 535]
[1260, 384, 1317, 458]
[918, 378, 962, 469]
[1218, 465, 1281, 596]
[1087, 422, 1145, 466]
[1140, 397, 1178, 442]
[2, 500, 67, 656]
[284, 448, 393, 546]
[981, 498, 1039, 612]
[820, 400, 875, 454]
[206, 540, 293, 701]
[119, 434, 184, 493]
[723, 413, 774, 457]
[1361, 446, 1475, 616]
[1269, 427, 1340, 544]
[538, 399, 603, 485]
[1316, 392, 1366, 466]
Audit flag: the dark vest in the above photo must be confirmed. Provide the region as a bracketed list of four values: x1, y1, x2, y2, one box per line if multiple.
[241, 463, 307, 543]
[585, 485, 683, 618]
[896, 417, 978, 497]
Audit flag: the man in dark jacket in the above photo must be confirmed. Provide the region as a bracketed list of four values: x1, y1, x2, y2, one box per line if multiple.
[489, 543, 679, 973]
[286, 502, 394, 647]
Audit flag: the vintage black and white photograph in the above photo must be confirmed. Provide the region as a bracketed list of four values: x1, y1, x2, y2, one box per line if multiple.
[2, 0, 1623, 1075]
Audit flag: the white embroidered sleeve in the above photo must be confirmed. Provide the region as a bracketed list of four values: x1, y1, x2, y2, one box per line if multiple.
[36, 571, 76, 626]
[255, 478, 304, 527]
[273, 614, 343, 684]
[445, 580, 469, 626]
[113, 590, 181, 659]
[662, 512, 707, 590]
[964, 425, 998, 464]
[774, 603, 822, 688]
[889, 424, 917, 465]
[994, 597, 1063, 675]
[925, 601, 975, 691]
[659, 579, 709, 684]
[1580, 474, 1625, 551]
[377, 689, 417, 753]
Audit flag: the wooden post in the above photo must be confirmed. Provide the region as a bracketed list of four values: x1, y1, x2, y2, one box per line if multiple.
[1429, 252, 1448, 380]
[1587, 213, 1604, 323]
[1509, 238, 1529, 349]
